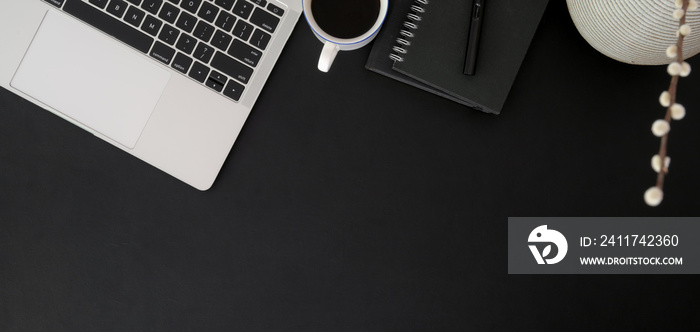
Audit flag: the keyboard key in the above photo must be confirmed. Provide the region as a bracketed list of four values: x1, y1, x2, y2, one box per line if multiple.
[158, 2, 180, 24]
[223, 80, 245, 101]
[215, 12, 236, 32]
[205, 77, 225, 92]
[211, 52, 253, 84]
[267, 3, 284, 16]
[158, 24, 180, 45]
[172, 53, 193, 73]
[44, 0, 65, 8]
[141, 0, 162, 14]
[197, 1, 219, 22]
[124, 6, 146, 27]
[227, 39, 261, 67]
[193, 21, 215, 42]
[211, 30, 233, 51]
[193, 43, 214, 63]
[175, 34, 197, 54]
[150, 41, 176, 64]
[232, 20, 253, 41]
[63, 0, 281, 101]
[106, 0, 129, 18]
[64, 0, 153, 53]
[188, 61, 210, 83]
[232, 0, 254, 19]
[89, 0, 109, 9]
[176, 11, 197, 33]
[250, 29, 271, 50]
[180, 0, 202, 13]
[214, 0, 234, 11]
[250, 8, 279, 33]
[141, 15, 163, 36]
[209, 70, 227, 85]
[250, 0, 267, 7]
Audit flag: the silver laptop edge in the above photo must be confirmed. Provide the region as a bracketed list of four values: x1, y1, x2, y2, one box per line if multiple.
[0, 0, 302, 190]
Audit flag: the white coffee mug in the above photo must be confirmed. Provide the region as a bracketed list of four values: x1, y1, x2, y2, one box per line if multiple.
[303, 0, 389, 72]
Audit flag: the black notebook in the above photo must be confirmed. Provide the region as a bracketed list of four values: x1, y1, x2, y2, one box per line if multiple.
[366, 0, 549, 114]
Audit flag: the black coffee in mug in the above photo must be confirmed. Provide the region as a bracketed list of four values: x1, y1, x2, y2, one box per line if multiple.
[311, 0, 381, 39]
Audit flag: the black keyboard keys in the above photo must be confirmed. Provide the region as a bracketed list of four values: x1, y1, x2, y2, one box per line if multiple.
[211, 30, 233, 51]
[141, 0, 162, 14]
[250, 29, 271, 50]
[250, 7, 279, 33]
[211, 52, 253, 84]
[158, 2, 180, 23]
[249, 0, 267, 7]
[64, 0, 153, 53]
[198, 1, 219, 22]
[193, 21, 215, 42]
[181, 0, 202, 13]
[158, 24, 179, 45]
[89, 0, 109, 9]
[106, 0, 128, 18]
[267, 3, 284, 16]
[172, 53, 193, 73]
[176, 11, 197, 33]
[223, 80, 245, 101]
[214, 0, 234, 11]
[150, 41, 176, 64]
[228, 39, 261, 67]
[193, 43, 214, 63]
[206, 77, 225, 92]
[232, 21, 253, 41]
[232, 1, 254, 19]
[64, 0, 279, 102]
[215, 12, 236, 32]
[209, 71, 227, 84]
[44, 0, 65, 8]
[124, 6, 146, 27]
[141, 15, 162, 36]
[175, 34, 197, 54]
[189, 61, 210, 83]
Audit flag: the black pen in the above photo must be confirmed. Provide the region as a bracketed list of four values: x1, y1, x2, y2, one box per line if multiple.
[464, 0, 485, 75]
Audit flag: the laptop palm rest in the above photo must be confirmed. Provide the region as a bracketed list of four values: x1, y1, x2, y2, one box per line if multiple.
[11, 10, 170, 149]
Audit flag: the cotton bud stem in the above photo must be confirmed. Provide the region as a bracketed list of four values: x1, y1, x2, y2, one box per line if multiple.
[648, 0, 691, 206]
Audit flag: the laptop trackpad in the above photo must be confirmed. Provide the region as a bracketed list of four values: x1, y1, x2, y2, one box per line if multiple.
[11, 10, 170, 149]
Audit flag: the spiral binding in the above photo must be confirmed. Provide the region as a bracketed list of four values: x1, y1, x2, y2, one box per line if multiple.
[389, 0, 429, 63]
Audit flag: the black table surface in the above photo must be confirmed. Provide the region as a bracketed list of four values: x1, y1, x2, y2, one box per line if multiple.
[2, 1, 700, 331]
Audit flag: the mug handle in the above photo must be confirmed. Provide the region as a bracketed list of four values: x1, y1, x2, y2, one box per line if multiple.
[318, 42, 339, 72]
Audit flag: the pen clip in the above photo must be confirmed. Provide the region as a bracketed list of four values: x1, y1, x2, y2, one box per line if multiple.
[473, 3, 482, 19]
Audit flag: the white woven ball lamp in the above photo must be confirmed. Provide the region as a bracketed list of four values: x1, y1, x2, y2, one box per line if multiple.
[567, 0, 700, 64]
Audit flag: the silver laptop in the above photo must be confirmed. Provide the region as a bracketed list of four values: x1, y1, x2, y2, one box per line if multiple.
[0, 0, 302, 190]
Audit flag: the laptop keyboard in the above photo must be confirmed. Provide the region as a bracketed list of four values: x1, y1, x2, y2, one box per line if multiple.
[43, 0, 285, 102]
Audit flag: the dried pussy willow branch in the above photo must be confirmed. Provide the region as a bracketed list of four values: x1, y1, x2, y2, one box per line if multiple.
[645, 0, 697, 206]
